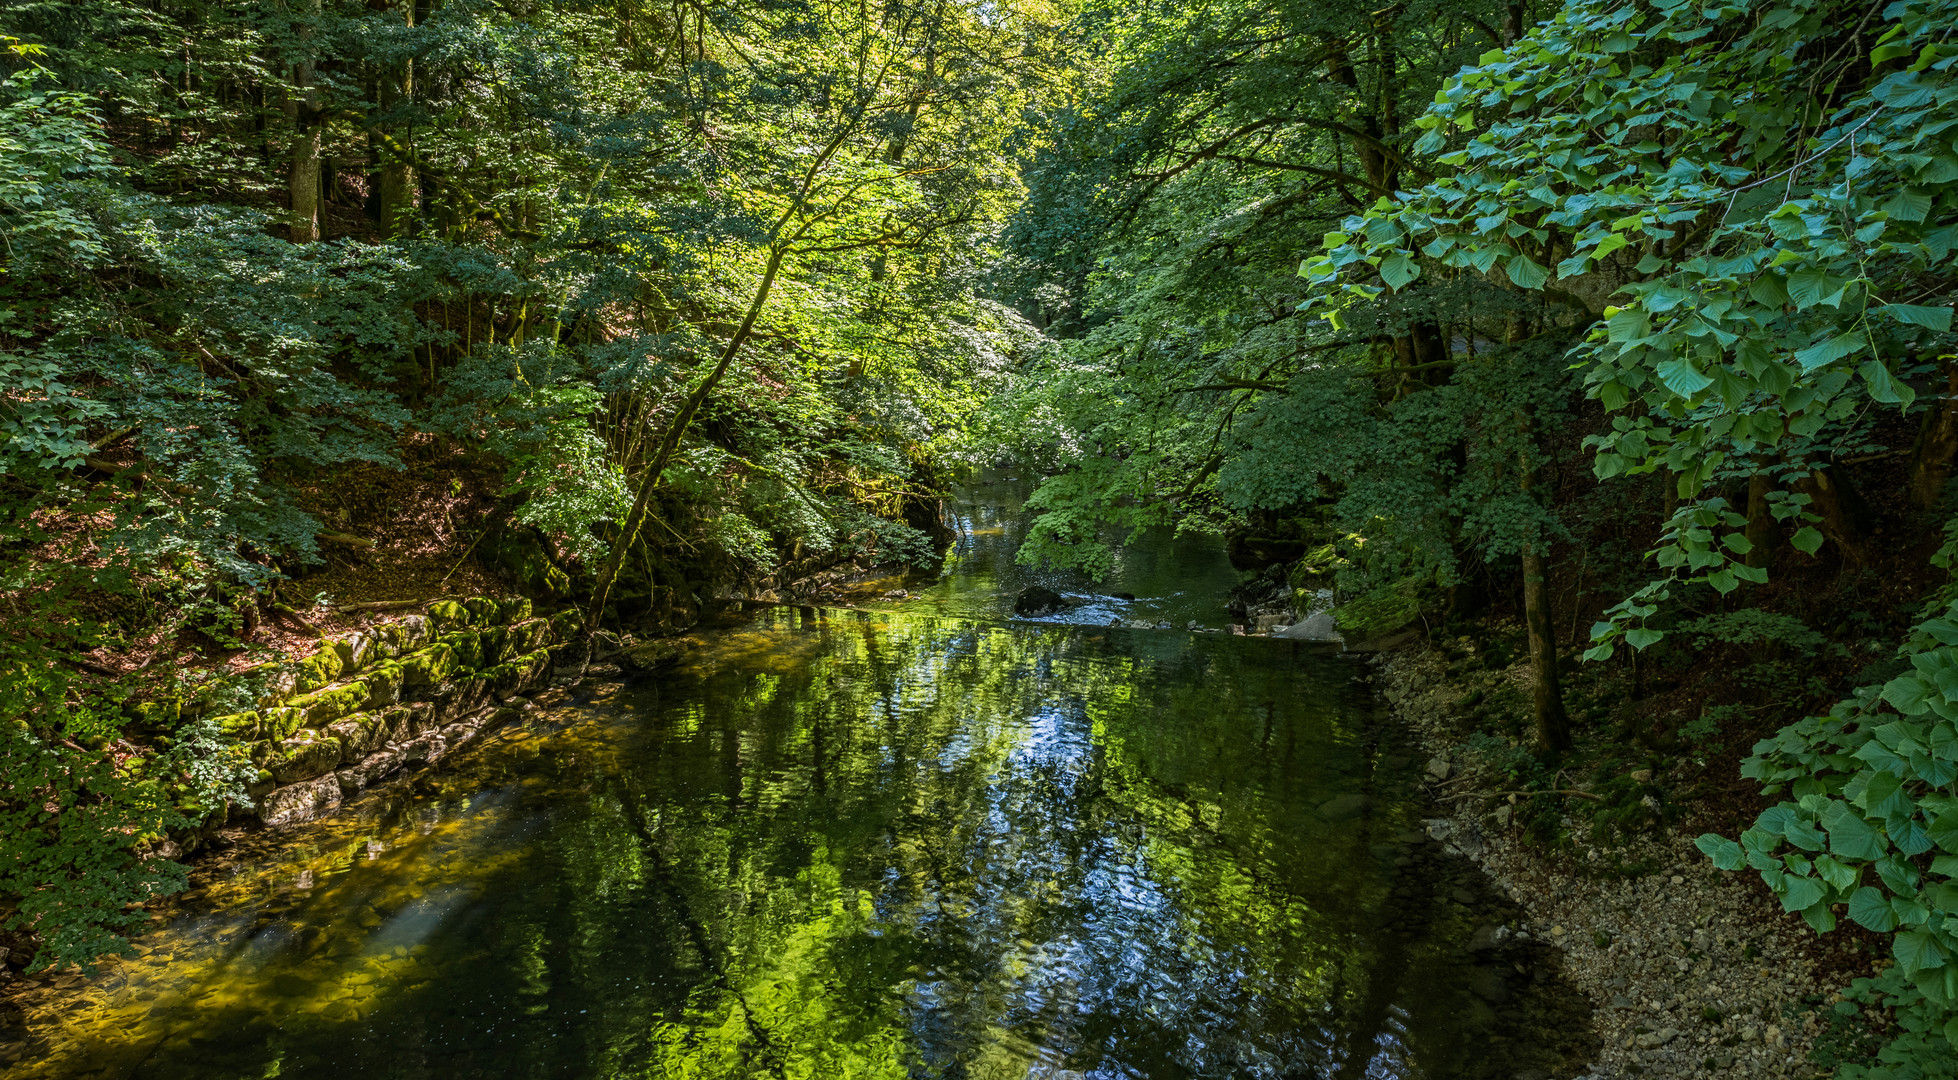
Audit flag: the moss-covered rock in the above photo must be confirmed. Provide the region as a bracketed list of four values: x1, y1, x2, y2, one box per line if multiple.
[292, 649, 344, 694]
[478, 624, 510, 666]
[289, 680, 370, 727]
[330, 632, 374, 673]
[398, 614, 431, 650]
[243, 663, 297, 709]
[463, 596, 500, 625]
[269, 731, 343, 783]
[548, 608, 583, 643]
[505, 616, 552, 658]
[261, 706, 306, 741]
[398, 642, 458, 688]
[211, 711, 261, 739]
[326, 707, 411, 761]
[498, 596, 533, 623]
[439, 629, 485, 672]
[364, 660, 404, 708]
[426, 599, 472, 631]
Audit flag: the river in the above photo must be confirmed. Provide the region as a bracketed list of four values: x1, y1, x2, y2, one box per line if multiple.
[2, 476, 1593, 1079]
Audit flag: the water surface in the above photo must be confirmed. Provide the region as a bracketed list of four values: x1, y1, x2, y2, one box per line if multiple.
[3, 490, 1595, 1079]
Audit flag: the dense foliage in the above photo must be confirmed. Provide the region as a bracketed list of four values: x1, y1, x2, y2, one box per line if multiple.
[997, 0, 1958, 1070]
[0, 0, 1056, 970]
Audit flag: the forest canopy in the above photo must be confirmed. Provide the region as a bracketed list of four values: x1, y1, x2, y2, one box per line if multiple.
[7, 0, 1958, 1073]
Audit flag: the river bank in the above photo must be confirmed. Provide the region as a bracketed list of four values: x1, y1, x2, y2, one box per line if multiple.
[1376, 643, 1878, 1078]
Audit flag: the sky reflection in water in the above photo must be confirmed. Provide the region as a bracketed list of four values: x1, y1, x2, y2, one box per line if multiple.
[9, 482, 1595, 1079]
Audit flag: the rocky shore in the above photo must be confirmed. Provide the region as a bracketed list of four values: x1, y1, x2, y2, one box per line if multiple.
[1377, 645, 1862, 1079]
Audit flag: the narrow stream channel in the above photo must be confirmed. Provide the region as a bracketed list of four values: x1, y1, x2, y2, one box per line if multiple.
[4, 479, 1595, 1079]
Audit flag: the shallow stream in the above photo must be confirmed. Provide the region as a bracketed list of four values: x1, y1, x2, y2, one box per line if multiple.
[3, 479, 1594, 1079]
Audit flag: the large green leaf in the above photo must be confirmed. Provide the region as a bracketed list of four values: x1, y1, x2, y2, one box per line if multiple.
[1505, 253, 1550, 290]
[1847, 886, 1898, 931]
[1824, 804, 1888, 861]
[1928, 809, 1958, 853]
[1896, 930, 1948, 976]
[1379, 253, 1420, 291]
[1656, 357, 1714, 396]
[1777, 873, 1825, 912]
[1695, 833, 1744, 870]
[1793, 332, 1866, 372]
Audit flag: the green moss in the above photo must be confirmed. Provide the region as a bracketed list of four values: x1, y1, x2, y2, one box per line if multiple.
[439, 629, 485, 672]
[463, 596, 500, 625]
[288, 681, 370, 727]
[498, 596, 533, 623]
[293, 649, 344, 694]
[398, 643, 458, 687]
[363, 660, 405, 707]
[211, 711, 260, 740]
[261, 706, 306, 741]
[548, 608, 583, 643]
[426, 600, 471, 631]
[130, 696, 181, 728]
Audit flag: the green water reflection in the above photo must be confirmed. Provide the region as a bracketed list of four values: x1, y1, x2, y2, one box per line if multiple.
[12, 610, 1589, 1079]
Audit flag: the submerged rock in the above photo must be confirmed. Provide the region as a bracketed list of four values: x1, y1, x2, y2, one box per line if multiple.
[1013, 586, 1071, 617]
[1276, 611, 1341, 642]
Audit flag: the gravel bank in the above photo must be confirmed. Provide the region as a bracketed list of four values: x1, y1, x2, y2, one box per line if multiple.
[1377, 645, 1863, 1079]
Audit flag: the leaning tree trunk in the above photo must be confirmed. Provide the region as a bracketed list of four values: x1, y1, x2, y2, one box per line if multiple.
[584, 244, 790, 633]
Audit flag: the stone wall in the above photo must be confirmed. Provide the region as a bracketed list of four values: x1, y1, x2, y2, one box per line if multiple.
[153, 596, 579, 839]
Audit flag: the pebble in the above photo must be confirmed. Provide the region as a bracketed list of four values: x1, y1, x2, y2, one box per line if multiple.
[1381, 647, 1846, 1079]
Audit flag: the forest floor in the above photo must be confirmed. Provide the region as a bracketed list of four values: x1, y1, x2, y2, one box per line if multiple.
[1378, 642, 1886, 1078]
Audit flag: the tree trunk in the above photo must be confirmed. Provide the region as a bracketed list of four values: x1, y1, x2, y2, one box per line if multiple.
[287, 0, 322, 243]
[1522, 544, 1573, 753]
[1516, 405, 1571, 753]
[1796, 467, 1870, 565]
[584, 244, 790, 631]
[1744, 469, 1777, 569]
[1912, 362, 1958, 510]
[376, 0, 416, 235]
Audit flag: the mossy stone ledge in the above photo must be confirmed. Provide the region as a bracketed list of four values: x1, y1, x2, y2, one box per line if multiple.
[141, 594, 576, 840]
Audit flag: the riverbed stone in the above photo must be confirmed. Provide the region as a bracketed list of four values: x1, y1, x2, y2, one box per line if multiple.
[1013, 587, 1070, 617]
[260, 774, 342, 827]
[1276, 612, 1341, 642]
